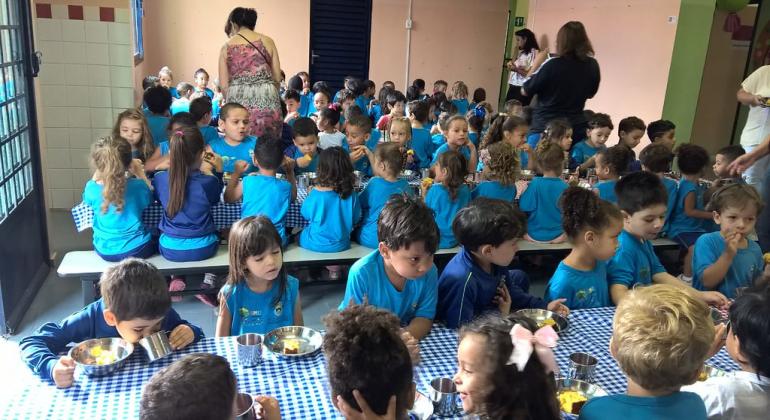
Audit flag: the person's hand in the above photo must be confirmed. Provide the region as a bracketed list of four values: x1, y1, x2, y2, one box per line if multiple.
[400, 330, 420, 364]
[547, 299, 569, 317]
[284, 111, 300, 123]
[751, 94, 765, 107]
[168, 324, 195, 349]
[707, 323, 727, 359]
[336, 390, 397, 420]
[698, 291, 729, 308]
[420, 178, 433, 196]
[254, 395, 282, 420]
[233, 160, 249, 176]
[128, 159, 146, 178]
[350, 146, 367, 163]
[505, 60, 514, 70]
[493, 284, 512, 316]
[518, 143, 532, 154]
[53, 356, 76, 388]
[724, 231, 742, 257]
[727, 152, 758, 176]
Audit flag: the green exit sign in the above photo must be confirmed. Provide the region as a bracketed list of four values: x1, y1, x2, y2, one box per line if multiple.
[514, 16, 525, 26]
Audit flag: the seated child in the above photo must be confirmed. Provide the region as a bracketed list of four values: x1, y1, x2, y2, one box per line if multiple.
[682, 286, 770, 419]
[377, 90, 406, 131]
[647, 119, 677, 150]
[113, 108, 155, 163]
[431, 115, 478, 172]
[312, 89, 331, 114]
[225, 136, 296, 245]
[283, 89, 302, 125]
[20, 259, 203, 387]
[479, 113, 530, 169]
[423, 150, 472, 249]
[639, 143, 678, 236]
[345, 115, 377, 176]
[593, 144, 633, 204]
[579, 284, 713, 420]
[607, 171, 728, 306]
[386, 117, 419, 170]
[708, 145, 746, 194]
[189, 96, 219, 144]
[504, 98, 524, 116]
[456, 314, 561, 420]
[336, 88, 356, 128]
[157, 66, 177, 98]
[618, 116, 646, 172]
[693, 184, 764, 299]
[210, 103, 258, 174]
[216, 217, 303, 336]
[540, 118, 573, 171]
[469, 87, 486, 110]
[668, 144, 712, 282]
[438, 198, 569, 329]
[572, 112, 612, 171]
[450, 81, 470, 115]
[408, 100, 436, 169]
[431, 111, 450, 151]
[287, 117, 320, 173]
[300, 146, 361, 252]
[170, 82, 193, 115]
[324, 305, 416, 419]
[144, 112, 198, 172]
[433, 79, 448, 94]
[317, 106, 346, 149]
[545, 187, 622, 309]
[519, 141, 569, 243]
[356, 142, 413, 248]
[143, 86, 172, 145]
[193, 68, 214, 99]
[472, 142, 518, 202]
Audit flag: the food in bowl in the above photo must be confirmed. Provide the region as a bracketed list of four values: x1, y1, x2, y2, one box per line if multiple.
[283, 338, 300, 355]
[88, 346, 119, 365]
[558, 390, 588, 415]
[538, 318, 557, 329]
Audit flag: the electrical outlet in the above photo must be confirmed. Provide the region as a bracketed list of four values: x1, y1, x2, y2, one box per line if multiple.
[668, 16, 677, 23]
[405, 19, 413, 29]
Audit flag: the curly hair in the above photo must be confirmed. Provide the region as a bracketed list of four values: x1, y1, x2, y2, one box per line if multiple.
[484, 142, 519, 186]
[481, 115, 527, 149]
[90, 136, 132, 214]
[437, 150, 467, 201]
[451, 80, 468, 99]
[675, 143, 709, 176]
[112, 108, 154, 162]
[541, 118, 572, 145]
[317, 146, 355, 199]
[460, 314, 560, 420]
[560, 186, 622, 239]
[596, 144, 633, 177]
[323, 305, 413, 416]
[374, 142, 405, 178]
[535, 140, 564, 174]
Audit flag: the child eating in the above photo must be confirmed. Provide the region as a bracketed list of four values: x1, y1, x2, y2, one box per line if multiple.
[473, 142, 518, 202]
[210, 102, 258, 174]
[288, 117, 321, 173]
[519, 141, 569, 243]
[572, 113, 612, 171]
[431, 115, 478, 173]
[617, 116, 646, 172]
[593, 144, 633, 204]
[424, 150, 471, 248]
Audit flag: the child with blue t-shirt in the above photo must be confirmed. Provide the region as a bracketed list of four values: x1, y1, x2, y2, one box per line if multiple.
[466, 109, 483, 149]
[344, 115, 378, 176]
[170, 82, 193, 115]
[84, 136, 155, 261]
[617, 116, 646, 172]
[283, 89, 302, 126]
[593, 144, 632, 204]
[387, 117, 420, 171]
[571, 112, 612, 171]
[189, 96, 219, 145]
[693, 184, 764, 299]
[424, 150, 471, 249]
[339, 194, 439, 342]
[225, 136, 297, 246]
[209, 103, 258, 174]
[286, 117, 320, 174]
[193, 68, 214, 99]
[356, 143, 413, 248]
[431, 115, 478, 173]
[215, 217, 303, 336]
[478, 114, 530, 170]
[158, 66, 178, 98]
[437, 198, 569, 329]
[143, 86, 172, 145]
[579, 285, 713, 420]
[114, 108, 155, 163]
[519, 141, 569, 243]
[450, 81, 469, 115]
[545, 187, 621, 309]
[639, 143, 678, 236]
[300, 146, 362, 252]
[473, 142, 518, 201]
[407, 100, 435, 169]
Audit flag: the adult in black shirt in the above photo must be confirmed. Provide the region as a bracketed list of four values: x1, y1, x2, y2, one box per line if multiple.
[522, 21, 600, 148]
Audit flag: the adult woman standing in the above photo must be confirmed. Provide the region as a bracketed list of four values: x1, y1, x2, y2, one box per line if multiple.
[736, 65, 770, 195]
[219, 7, 282, 137]
[505, 29, 539, 105]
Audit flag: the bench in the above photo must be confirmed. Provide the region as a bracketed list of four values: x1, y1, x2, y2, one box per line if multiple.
[57, 238, 679, 305]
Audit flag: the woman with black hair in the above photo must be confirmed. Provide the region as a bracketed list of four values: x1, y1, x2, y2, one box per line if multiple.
[505, 28, 540, 105]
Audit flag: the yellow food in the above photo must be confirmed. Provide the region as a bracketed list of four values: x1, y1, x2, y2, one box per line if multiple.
[763, 253, 770, 264]
[538, 318, 557, 328]
[698, 370, 709, 382]
[283, 338, 300, 355]
[88, 347, 118, 365]
[558, 390, 587, 414]
[407, 149, 414, 155]
[421, 178, 433, 187]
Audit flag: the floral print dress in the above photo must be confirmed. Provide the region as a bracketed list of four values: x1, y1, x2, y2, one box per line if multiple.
[226, 40, 281, 137]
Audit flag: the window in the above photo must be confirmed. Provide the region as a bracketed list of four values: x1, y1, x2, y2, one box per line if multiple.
[131, 0, 144, 64]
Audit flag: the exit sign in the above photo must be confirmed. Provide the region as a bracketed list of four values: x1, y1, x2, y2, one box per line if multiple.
[514, 16, 525, 26]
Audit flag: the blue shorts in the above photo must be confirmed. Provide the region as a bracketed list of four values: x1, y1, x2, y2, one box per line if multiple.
[674, 232, 704, 248]
[96, 239, 157, 262]
[159, 241, 218, 262]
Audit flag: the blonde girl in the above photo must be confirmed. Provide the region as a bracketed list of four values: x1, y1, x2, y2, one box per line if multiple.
[158, 66, 178, 98]
[450, 81, 469, 115]
[388, 117, 419, 171]
[113, 109, 155, 163]
[473, 141, 518, 202]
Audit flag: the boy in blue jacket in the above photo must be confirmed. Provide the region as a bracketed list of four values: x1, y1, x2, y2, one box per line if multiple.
[437, 198, 569, 329]
[20, 258, 204, 388]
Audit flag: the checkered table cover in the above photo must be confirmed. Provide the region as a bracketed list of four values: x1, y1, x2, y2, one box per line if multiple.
[3, 307, 738, 420]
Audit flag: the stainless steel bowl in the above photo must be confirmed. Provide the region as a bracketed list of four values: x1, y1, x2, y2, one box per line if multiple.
[69, 337, 134, 377]
[400, 169, 415, 179]
[234, 393, 258, 420]
[263, 326, 322, 357]
[139, 331, 173, 363]
[515, 308, 569, 333]
[555, 377, 607, 414]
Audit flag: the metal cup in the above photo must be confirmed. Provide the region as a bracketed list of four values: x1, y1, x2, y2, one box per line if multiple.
[139, 331, 173, 363]
[297, 174, 309, 191]
[234, 393, 257, 420]
[568, 352, 598, 383]
[236, 334, 263, 367]
[353, 171, 363, 189]
[429, 377, 460, 417]
[420, 168, 431, 179]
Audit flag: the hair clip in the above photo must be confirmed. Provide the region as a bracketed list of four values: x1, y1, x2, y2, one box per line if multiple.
[507, 324, 559, 375]
[174, 130, 184, 137]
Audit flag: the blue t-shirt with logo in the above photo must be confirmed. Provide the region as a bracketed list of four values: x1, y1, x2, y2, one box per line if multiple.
[693, 231, 763, 299]
[545, 260, 610, 309]
[471, 180, 516, 202]
[83, 179, 153, 256]
[518, 177, 569, 242]
[222, 275, 299, 335]
[300, 189, 361, 252]
[356, 177, 412, 248]
[208, 136, 258, 174]
[607, 230, 666, 289]
[425, 183, 471, 249]
[242, 174, 293, 246]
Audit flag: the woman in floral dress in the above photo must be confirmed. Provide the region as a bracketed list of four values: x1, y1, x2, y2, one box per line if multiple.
[218, 7, 282, 137]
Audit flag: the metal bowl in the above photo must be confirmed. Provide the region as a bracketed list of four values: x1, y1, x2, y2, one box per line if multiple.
[69, 337, 134, 377]
[408, 391, 434, 420]
[710, 307, 726, 325]
[555, 377, 607, 415]
[264, 326, 323, 357]
[139, 331, 173, 363]
[515, 308, 569, 333]
[234, 392, 259, 420]
[400, 169, 415, 179]
[697, 364, 726, 382]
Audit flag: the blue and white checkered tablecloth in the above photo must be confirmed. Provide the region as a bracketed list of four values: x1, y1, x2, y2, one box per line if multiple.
[4, 308, 738, 419]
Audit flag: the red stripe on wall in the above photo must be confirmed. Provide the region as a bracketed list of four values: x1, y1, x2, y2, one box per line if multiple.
[68, 5, 83, 20]
[99, 7, 115, 22]
[35, 3, 52, 19]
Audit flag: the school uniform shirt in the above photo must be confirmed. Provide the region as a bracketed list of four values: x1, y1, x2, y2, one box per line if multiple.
[356, 177, 412, 248]
[661, 176, 679, 236]
[594, 180, 618, 204]
[19, 299, 203, 382]
[431, 143, 471, 166]
[196, 87, 214, 99]
[288, 146, 319, 174]
[668, 179, 706, 239]
[303, 92, 315, 115]
[146, 114, 170, 146]
[471, 180, 516, 202]
[299, 189, 361, 252]
[692, 231, 763, 299]
[545, 260, 610, 309]
[83, 179, 153, 257]
[170, 99, 190, 115]
[355, 95, 368, 114]
[369, 103, 383, 125]
[411, 127, 434, 169]
[452, 98, 469, 116]
[682, 370, 770, 420]
[169, 86, 179, 99]
[570, 140, 604, 166]
[152, 170, 221, 251]
[208, 136, 258, 174]
[431, 133, 446, 154]
[579, 392, 707, 420]
[437, 247, 546, 329]
[319, 131, 347, 150]
[607, 230, 666, 289]
[298, 94, 311, 117]
[242, 174, 293, 245]
[425, 183, 471, 249]
[518, 177, 569, 242]
[199, 125, 220, 145]
[338, 250, 438, 325]
[468, 131, 480, 149]
[221, 276, 299, 335]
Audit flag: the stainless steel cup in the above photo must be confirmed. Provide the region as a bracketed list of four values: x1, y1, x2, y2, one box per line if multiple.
[420, 168, 431, 179]
[139, 331, 173, 363]
[568, 352, 598, 383]
[429, 377, 460, 417]
[237, 333, 263, 367]
[234, 393, 257, 420]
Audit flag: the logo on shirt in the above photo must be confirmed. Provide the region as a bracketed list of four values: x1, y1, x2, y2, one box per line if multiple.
[273, 301, 283, 317]
[575, 287, 595, 303]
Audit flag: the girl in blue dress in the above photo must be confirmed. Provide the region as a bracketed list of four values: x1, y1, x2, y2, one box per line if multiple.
[473, 141, 518, 202]
[424, 150, 471, 248]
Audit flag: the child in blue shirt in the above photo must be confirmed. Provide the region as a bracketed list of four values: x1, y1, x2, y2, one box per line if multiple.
[617, 116, 646, 172]
[407, 100, 435, 169]
[693, 184, 764, 299]
[519, 141, 569, 243]
[283, 89, 302, 125]
[84, 136, 155, 261]
[144, 112, 198, 172]
[113, 108, 155, 163]
[572, 112, 612, 171]
[339, 194, 439, 342]
[387, 116, 420, 171]
[143, 86, 172, 146]
[472, 141, 518, 201]
[705, 145, 747, 208]
[545, 187, 622, 309]
[431, 115, 478, 173]
[158, 66, 178, 98]
[356, 143, 413, 248]
[639, 143, 678, 236]
[225, 136, 297, 246]
[466, 109, 483, 149]
[209, 103, 258, 174]
[193, 68, 214, 99]
[450, 81, 469, 115]
[579, 285, 712, 420]
[344, 114, 376, 176]
[593, 144, 633, 204]
[437, 198, 569, 329]
[19, 259, 203, 387]
[424, 150, 471, 248]
[647, 119, 677, 151]
[287, 75, 311, 117]
[478, 113, 530, 170]
[300, 146, 362, 252]
[189, 96, 220, 144]
[170, 82, 193, 115]
[312, 89, 331, 116]
[216, 217, 303, 336]
[287, 117, 320, 173]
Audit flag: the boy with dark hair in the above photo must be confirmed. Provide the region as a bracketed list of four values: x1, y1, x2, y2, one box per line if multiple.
[618, 116, 646, 172]
[142, 75, 160, 90]
[573, 112, 613, 171]
[437, 198, 568, 329]
[345, 114, 378, 176]
[639, 143, 678, 236]
[324, 305, 415, 419]
[607, 172, 727, 306]
[283, 89, 302, 125]
[408, 100, 434, 169]
[338, 195, 440, 342]
[713, 144, 746, 182]
[287, 117, 320, 173]
[189, 96, 219, 144]
[210, 102, 258, 174]
[143, 86, 172, 145]
[20, 259, 203, 388]
[647, 119, 676, 150]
